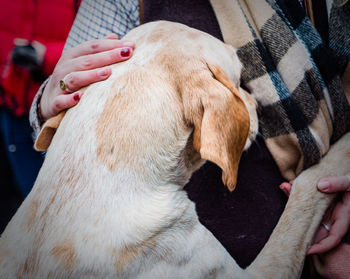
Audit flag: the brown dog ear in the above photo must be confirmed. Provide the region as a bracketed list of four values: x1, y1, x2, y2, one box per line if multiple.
[182, 63, 250, 191]
[34, 111, 66, 151]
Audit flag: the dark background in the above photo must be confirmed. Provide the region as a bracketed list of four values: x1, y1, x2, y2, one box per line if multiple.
[0, 131, 23, 234]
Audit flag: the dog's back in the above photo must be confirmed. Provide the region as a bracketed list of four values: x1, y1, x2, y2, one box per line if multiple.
[1, 20, 349, 279]
[0, 21, 257, 278]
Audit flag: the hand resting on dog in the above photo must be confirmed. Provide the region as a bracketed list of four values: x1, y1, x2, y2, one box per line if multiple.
[39, 35, 135, 121]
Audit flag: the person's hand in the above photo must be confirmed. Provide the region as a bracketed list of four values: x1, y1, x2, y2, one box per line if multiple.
[39, 35, 135, 121]
[307, 175, 350, 255]
[280, 175, 350, 255]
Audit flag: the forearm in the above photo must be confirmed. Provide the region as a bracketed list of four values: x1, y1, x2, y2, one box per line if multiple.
[29, 77, 51, 139]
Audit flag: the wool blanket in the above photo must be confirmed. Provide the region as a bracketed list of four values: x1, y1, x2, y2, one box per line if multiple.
[210, 0, 350, 180]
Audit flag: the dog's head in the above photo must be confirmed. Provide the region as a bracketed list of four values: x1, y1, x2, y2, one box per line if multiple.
[35, 21, 258, 191]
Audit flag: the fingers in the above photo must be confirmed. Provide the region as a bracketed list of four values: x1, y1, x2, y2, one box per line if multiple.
[62, 46, 133, 73]
[318, 175, 350, 193]
[39, 36, 135, 121]
[280, 182, 292, 197]
[40, 65, 112, 120]
[308, 234, 342, 255]
[61, 67, 111, 93]
[307, 216, 349, 255]
[51, 91, 84, 116]
[307, 193, 350, 255]
[63, 37, 134, 59]
[279, 180, 293, 197]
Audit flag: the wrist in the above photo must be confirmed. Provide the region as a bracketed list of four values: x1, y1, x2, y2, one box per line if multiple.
[38, 77, 52, 123]
[37, 93, 45, 124]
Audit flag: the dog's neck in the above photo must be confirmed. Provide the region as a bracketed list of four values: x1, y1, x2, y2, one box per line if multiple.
[34, 68, 201, 197]
[32, 101, 198, 245]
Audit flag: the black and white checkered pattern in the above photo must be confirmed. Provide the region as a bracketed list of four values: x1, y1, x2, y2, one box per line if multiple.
[230, 0, 350, 177]
[65, 0, 139, 48]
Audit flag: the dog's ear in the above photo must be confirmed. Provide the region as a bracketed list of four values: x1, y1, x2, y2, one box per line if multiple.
[182, 63, 250, 191]
[34, 111, 66, 151]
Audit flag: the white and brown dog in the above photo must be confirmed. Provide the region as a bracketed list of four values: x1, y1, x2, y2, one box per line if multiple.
[0, 21, 349, 279]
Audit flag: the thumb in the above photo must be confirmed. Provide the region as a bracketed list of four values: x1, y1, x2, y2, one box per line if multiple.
[317, 174, 350, 193]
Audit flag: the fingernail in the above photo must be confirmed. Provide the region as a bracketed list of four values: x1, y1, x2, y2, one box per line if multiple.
[98, 68, 109, 77]
[121, 48, 131, 57]
[318, 180, 330, 191]
[73, 93, 80, 102]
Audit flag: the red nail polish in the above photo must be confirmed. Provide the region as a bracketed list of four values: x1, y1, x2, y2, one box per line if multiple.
[73, 93, 80, 101]
[121, 48, 130, 57]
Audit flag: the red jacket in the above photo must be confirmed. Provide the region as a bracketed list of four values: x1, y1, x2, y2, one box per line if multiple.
[0, 0, 79, 116]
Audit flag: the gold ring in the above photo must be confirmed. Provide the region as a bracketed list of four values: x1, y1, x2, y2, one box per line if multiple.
[59, 78, 72, 92]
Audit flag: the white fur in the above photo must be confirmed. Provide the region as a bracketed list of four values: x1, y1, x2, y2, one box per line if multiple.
[0, 21, 348, 279]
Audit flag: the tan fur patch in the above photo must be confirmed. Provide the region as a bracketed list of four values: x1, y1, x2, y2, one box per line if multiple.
[57, 151, 83, 198]
[23, 253, 38, 274]
[26, 200, 39, 231]
[39, 190, 58, 230]
[17, 250, 40, 276]
[96, 73, 136, 171]
[114, 246, 140, 274]
[147, 29, 168, 44]
[50, 239, 77, 271]
[113, 232, 161, 274]
[96, 68, 183, 173]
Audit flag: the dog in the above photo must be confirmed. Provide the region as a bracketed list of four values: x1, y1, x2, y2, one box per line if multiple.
[0, 21, 349, 279]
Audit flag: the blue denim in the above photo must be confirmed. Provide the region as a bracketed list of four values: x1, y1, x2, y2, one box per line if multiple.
[0, 108, 44, 197]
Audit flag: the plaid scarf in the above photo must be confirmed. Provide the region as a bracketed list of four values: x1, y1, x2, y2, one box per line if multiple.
[210, 0, 350, 180]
